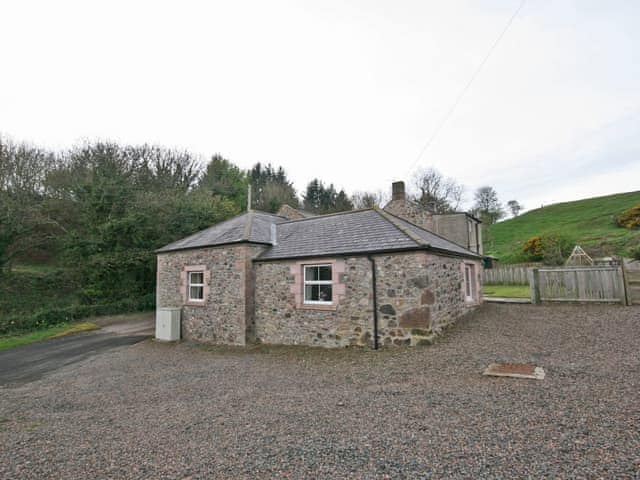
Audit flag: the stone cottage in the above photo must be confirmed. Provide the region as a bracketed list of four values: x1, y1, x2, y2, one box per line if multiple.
[156, 182, 483, 348]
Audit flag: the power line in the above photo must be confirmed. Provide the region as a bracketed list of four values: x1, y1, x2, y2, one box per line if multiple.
[405, 0, 526, 177]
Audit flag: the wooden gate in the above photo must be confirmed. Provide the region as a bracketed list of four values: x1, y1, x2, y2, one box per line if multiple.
[624, 262, 640, 305]
[529, 266, 627, 304]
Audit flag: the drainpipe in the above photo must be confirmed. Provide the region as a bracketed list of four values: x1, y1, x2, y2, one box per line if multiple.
[367, 255, 379, 350]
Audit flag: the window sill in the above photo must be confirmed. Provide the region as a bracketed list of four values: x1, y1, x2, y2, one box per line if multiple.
[299, 303, 338, 311]
[185, 301, 206, 307]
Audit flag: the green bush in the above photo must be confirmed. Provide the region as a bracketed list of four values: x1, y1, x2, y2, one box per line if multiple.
[0, 294, 155, 335]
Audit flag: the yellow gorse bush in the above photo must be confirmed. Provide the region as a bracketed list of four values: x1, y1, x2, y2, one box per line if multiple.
[615, 205, 640, 229]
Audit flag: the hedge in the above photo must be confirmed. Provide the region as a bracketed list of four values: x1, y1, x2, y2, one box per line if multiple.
[0, 293, 155, 335]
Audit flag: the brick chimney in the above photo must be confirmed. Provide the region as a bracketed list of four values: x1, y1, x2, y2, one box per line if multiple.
[392, 181, 406, 201]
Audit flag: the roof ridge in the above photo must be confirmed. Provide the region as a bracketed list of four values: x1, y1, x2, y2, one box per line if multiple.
[278, 208, 375, 224]
[383, 196, 426, 211]
[432, 210, 482, 223]
[157, 212, 243, 251]
[374, 208, 429, 247]
[251, 209, 289, 219]
[242, 211, 255, 240]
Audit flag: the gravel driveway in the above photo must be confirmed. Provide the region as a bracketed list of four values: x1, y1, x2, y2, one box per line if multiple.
[1, 304, 639, 479]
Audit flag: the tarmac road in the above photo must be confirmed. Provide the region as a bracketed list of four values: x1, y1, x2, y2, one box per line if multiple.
[0, 317, 153, 387]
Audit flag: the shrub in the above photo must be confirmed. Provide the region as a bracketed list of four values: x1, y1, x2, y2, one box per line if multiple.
[0, 294, 156, 335]
[522, 234, 573, 265]
[615, 205, 640, 229]
[631, 246, 640, 261]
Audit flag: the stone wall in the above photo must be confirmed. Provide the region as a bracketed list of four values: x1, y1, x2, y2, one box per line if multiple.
[275, 204, 307, 220]
[157, 244, 264, 345]
[384, 199, 434, 232]
[253, 251, 482, 348]
[375, 253, 481, 343]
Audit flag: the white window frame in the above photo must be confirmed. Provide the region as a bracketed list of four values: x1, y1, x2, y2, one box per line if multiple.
[464, 264, 475, 302]
[303, 264, 333, 305]
[188, 270, 205, 302]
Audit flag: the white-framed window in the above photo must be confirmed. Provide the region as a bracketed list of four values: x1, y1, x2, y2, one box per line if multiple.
[303, 264, 333, 304]
[188, 271, 205, 302]
[464, 264, 475, 302]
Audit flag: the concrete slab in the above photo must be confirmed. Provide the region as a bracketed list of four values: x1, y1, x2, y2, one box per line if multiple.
[483, 363, 545, 380]
[483, 296, 531, 304]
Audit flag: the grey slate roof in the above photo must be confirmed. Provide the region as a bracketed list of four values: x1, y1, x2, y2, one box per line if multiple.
[257, 208, 479, 260]
[157, 208, 480, 259]
[156, 211, 285, 253]
[258, 209, 415, 260]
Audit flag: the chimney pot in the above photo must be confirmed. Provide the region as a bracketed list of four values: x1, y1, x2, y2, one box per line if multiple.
[392, 181, 406, 201]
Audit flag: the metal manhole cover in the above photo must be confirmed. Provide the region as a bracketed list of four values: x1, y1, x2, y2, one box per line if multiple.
[483, 363, 545, 380]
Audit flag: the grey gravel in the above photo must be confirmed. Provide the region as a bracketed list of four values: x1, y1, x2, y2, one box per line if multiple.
[1, 303, 639, 479]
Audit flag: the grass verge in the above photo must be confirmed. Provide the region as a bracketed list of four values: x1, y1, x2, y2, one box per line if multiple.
[483, 284, 530, 299]
[0, 322, 99, 351]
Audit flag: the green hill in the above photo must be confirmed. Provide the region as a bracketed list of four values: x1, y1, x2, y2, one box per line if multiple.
[485, 191, 640, 264]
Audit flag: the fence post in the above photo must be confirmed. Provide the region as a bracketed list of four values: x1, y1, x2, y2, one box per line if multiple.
[619, 265, 630, 306]
[528, 268, 540, 304]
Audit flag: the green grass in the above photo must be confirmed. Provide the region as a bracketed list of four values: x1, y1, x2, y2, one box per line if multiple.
[0, 322, 99, 351]
[483, 284, 531, 298]
[10, 263, 60, 275]
[485, 191, 640, 263]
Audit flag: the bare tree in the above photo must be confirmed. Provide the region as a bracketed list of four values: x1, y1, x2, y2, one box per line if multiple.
[350, 190, 388, 209]
[507, 200, 523, 217]
[412, 167, 463, 213]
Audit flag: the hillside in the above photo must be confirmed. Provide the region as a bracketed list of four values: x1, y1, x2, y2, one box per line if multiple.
[485, 191, 640, 263]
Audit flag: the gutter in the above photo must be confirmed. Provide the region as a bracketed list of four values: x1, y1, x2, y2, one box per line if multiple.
[156, 239, 273, 254]
[367, 255, 379, 350]
[253, 245, 482, 263]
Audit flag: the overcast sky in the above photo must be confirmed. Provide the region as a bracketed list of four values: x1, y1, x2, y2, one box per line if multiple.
[2, 0, 639, 212]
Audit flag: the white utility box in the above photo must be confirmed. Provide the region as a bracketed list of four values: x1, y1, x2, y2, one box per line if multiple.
[156, 308, 181, 341]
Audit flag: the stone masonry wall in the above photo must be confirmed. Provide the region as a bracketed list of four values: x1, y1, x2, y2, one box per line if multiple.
[253, 252, 482, 348]
[384, 199, 434, 232]
[157, 244, 261, 345]
[275, 204, 307, 220]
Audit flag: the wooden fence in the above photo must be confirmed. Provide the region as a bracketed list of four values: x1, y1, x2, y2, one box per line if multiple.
[529, 266, 628, 304]
[483, 265, 534, 285]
